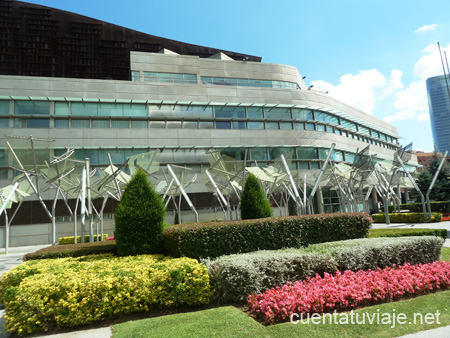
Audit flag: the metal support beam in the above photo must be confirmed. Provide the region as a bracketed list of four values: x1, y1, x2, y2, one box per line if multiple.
[426, 150, 448, 221]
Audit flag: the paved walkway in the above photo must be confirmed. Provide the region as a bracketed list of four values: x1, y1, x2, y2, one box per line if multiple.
[1, 223, 450, 337]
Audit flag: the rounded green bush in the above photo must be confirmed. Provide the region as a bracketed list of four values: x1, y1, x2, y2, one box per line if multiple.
[240, 173, 273, 220]
[115, 168, 166, 256]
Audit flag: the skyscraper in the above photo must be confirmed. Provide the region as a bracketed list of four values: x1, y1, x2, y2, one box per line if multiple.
[427, 75, 450, 153]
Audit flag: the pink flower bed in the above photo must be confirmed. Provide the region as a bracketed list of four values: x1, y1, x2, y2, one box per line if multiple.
[248, 261, 450, 323]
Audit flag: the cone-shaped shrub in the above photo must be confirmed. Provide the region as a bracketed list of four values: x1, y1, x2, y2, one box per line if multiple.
[115, 168, 166, 256]
[240, 173, 273, 220]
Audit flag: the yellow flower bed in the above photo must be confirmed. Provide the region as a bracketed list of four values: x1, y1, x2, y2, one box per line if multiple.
[58, 234, 108, 244]
[0, 254, 213, 335]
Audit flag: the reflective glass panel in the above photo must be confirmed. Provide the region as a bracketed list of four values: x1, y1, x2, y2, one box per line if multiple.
[0, 119, 8, 127]
[232, 121, 247, 129]
[266, 122, 279, 129]
[294, 122, 305, 130]
[216, 121, 231, 129]
[265, 107, 291, 120]
[297, 147, 318, 159]
[292, 109, 313, 120]
[55, 119, 69, 128]
[199, 121, 213, 129]
[149, 121, 165, 128]
[183, 121, 198, 129]
[316, 124, 326, 131]
[280, 122, 292, 129]
[269, 147, 295, 160]
[71, 119, 90, 128]
[92, 120, 110, 128]
[248, 121, 264, 129]
[215, 106, 245, 118]
[0, 101, 9, 115]
[123, 104, 147, 117]
[247, 107, 263, 119]
[305, 123, 315, 130]
[15, 101, 50, 115]
[112, 120, 129, 128]
[250, 148, 268, 161]
[55, 102, 70, 116]
[131, 120, 147, 128]
[72, 102, 98, 116]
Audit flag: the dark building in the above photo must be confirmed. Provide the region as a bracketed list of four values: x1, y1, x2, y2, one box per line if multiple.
[0, 0, 261, 80]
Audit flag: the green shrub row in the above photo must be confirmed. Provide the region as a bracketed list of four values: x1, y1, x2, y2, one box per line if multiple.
[388, 201, 449, 213]
[371, 212, 442, 223]
[203, 252, 336, 303]
[203, 236, 444, 303]
[58, 234, 108, 245]
[163, 213, 372, 259]
[370, 228, 448, 240]
[23, 240, 117, 261]
[0, 254, 213, 335]
[302, 236, 444, 272]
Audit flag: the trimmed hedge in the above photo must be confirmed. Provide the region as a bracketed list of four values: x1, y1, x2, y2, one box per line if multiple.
[370, 228, 448, 240]
[203, 252, 336, 303]
[203, 236, 444, 303]
[388, 201, 449, 213]
[23, 240, 117, 261]
[371, 212, 442, 223]
[58, 234, 108, 245]
[302, 236, 444, 272]
[163, 213, 372, 260]
[0, 254, 213, 335]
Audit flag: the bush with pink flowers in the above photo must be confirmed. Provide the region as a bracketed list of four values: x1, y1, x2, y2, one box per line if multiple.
[248, 261, 450, 323]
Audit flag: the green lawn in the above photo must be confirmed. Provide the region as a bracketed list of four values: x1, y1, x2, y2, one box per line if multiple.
[112, 246, 450, 338]
[441, 247, 450, 262]
[113, 291, 450, 338]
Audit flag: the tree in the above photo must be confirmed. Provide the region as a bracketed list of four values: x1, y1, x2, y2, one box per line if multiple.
[240, 173, 273, 220]
[414, 151, 450, 202]
[115, 168, 166, 256]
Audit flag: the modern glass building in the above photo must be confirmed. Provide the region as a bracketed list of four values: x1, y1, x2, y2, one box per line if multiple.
[426, 75, 450, 154]
[0, 1, 417, 245]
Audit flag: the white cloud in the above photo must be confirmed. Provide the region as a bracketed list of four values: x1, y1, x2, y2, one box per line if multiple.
[414, 43, 450, 80]
[417, 113, 430, 121]
[311, 69, 402, 114]
[415, 24, 437, 33]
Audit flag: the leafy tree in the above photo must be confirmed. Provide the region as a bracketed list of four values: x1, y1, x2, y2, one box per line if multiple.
[115, 168, 166, 256]
[240, 173, 273, 220]
[414, 151, 450, 202]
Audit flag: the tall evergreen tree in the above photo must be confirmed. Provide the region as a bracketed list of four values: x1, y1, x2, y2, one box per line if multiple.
[414, 151, 450, 201]
[115, 168, 166, 256]
[240, 173, 273, 220]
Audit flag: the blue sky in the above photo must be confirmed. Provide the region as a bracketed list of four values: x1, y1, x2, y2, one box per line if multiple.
[24, 0, 450, 151]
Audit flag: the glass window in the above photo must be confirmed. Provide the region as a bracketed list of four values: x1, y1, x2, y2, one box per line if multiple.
[149, 121, 165, 128]
[334, 128, 341, 135]
[334, 150, 344, 162]
[326, 125, 333, 133]
[183, 121, 198, 129]
[55, 102, 70, 116]
[215, 106, 245, 118]
[92, 120, 110, 128]
[14, 118, 50, 128]
[145, 72, 197, 84]
[55, 119, 69, 128]
[358, 125, 371, 135]
[310, 162, 320, 169]
[149, 104, 213, 118]
[265, 122, 279, 129]
[218, 147, 248, 161]
[316, 124, 326, 131]
[269, 147, 296, 160]
[248, 121, 264, 129]
[131, 71, 140, 81]
[216, 121, 231, 129]
[305, 123, 315, 130]
[247, 107, 263, 119]
[0, 101, 9, 115]
[280, 122, 292, 130]
[123, 104, 147, 117]
[298, 147, 318, 160]
[232, 121, 246, 129]
[371, 130, 380, 138]
[131, 120, 147, 128]
[292, 109, 313, 120]
[199, 121, 213, 129]
[265, 107, 291, 120]
[319, 148, 331, 159]
[299, 161, 309, 169]
[112, 120, 129, 128]
[294, 122, 305, 130]
[341, 119, 357, 131]
[345, 152, 355, 163]
[15, 101, 50, 115]
[379, 133, 387, 141]
[315, 112, 339, 124]
[72, 102, 98, 116]
[250, 148, 268, 161]
[71, 119, 90, 128]
[0, 118, 8, 127]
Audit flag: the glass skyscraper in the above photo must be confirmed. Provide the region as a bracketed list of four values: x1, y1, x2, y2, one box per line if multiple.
[427, 75, 450, 153]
